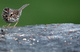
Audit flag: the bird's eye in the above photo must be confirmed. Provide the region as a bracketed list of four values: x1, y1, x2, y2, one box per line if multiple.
[10, 14, 13, 17]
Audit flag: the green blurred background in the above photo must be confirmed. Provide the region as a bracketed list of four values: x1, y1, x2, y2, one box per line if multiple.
[0, 0, 80, 26]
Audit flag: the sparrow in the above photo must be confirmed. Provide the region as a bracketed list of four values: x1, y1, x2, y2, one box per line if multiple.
[2, 4, 29, 27]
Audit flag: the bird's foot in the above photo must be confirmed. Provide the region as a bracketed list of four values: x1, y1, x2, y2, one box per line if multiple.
[2, 25, 16, 28]
[7, 26, 16, 28]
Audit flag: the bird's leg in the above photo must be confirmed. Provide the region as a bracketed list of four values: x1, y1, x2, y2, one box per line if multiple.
[7, 23, 11, 27]
[13, 21, 19, 27]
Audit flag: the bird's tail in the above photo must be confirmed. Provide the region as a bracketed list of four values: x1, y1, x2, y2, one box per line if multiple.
[19, 4, 29, 11]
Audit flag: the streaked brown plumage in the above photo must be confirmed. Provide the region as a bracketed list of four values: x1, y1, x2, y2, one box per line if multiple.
[2, 4, 29, 27]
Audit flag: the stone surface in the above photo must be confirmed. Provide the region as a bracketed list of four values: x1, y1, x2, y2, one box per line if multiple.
[0, 23, 80, 52]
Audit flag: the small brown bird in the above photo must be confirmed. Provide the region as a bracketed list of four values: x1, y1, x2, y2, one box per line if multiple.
[2, 4, 29, 27]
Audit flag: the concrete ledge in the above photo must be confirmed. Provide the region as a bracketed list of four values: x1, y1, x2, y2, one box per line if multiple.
[0, 23, 80, 52]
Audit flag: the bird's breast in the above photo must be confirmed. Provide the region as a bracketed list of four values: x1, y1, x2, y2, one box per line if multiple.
[8, 17, 19, 23]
